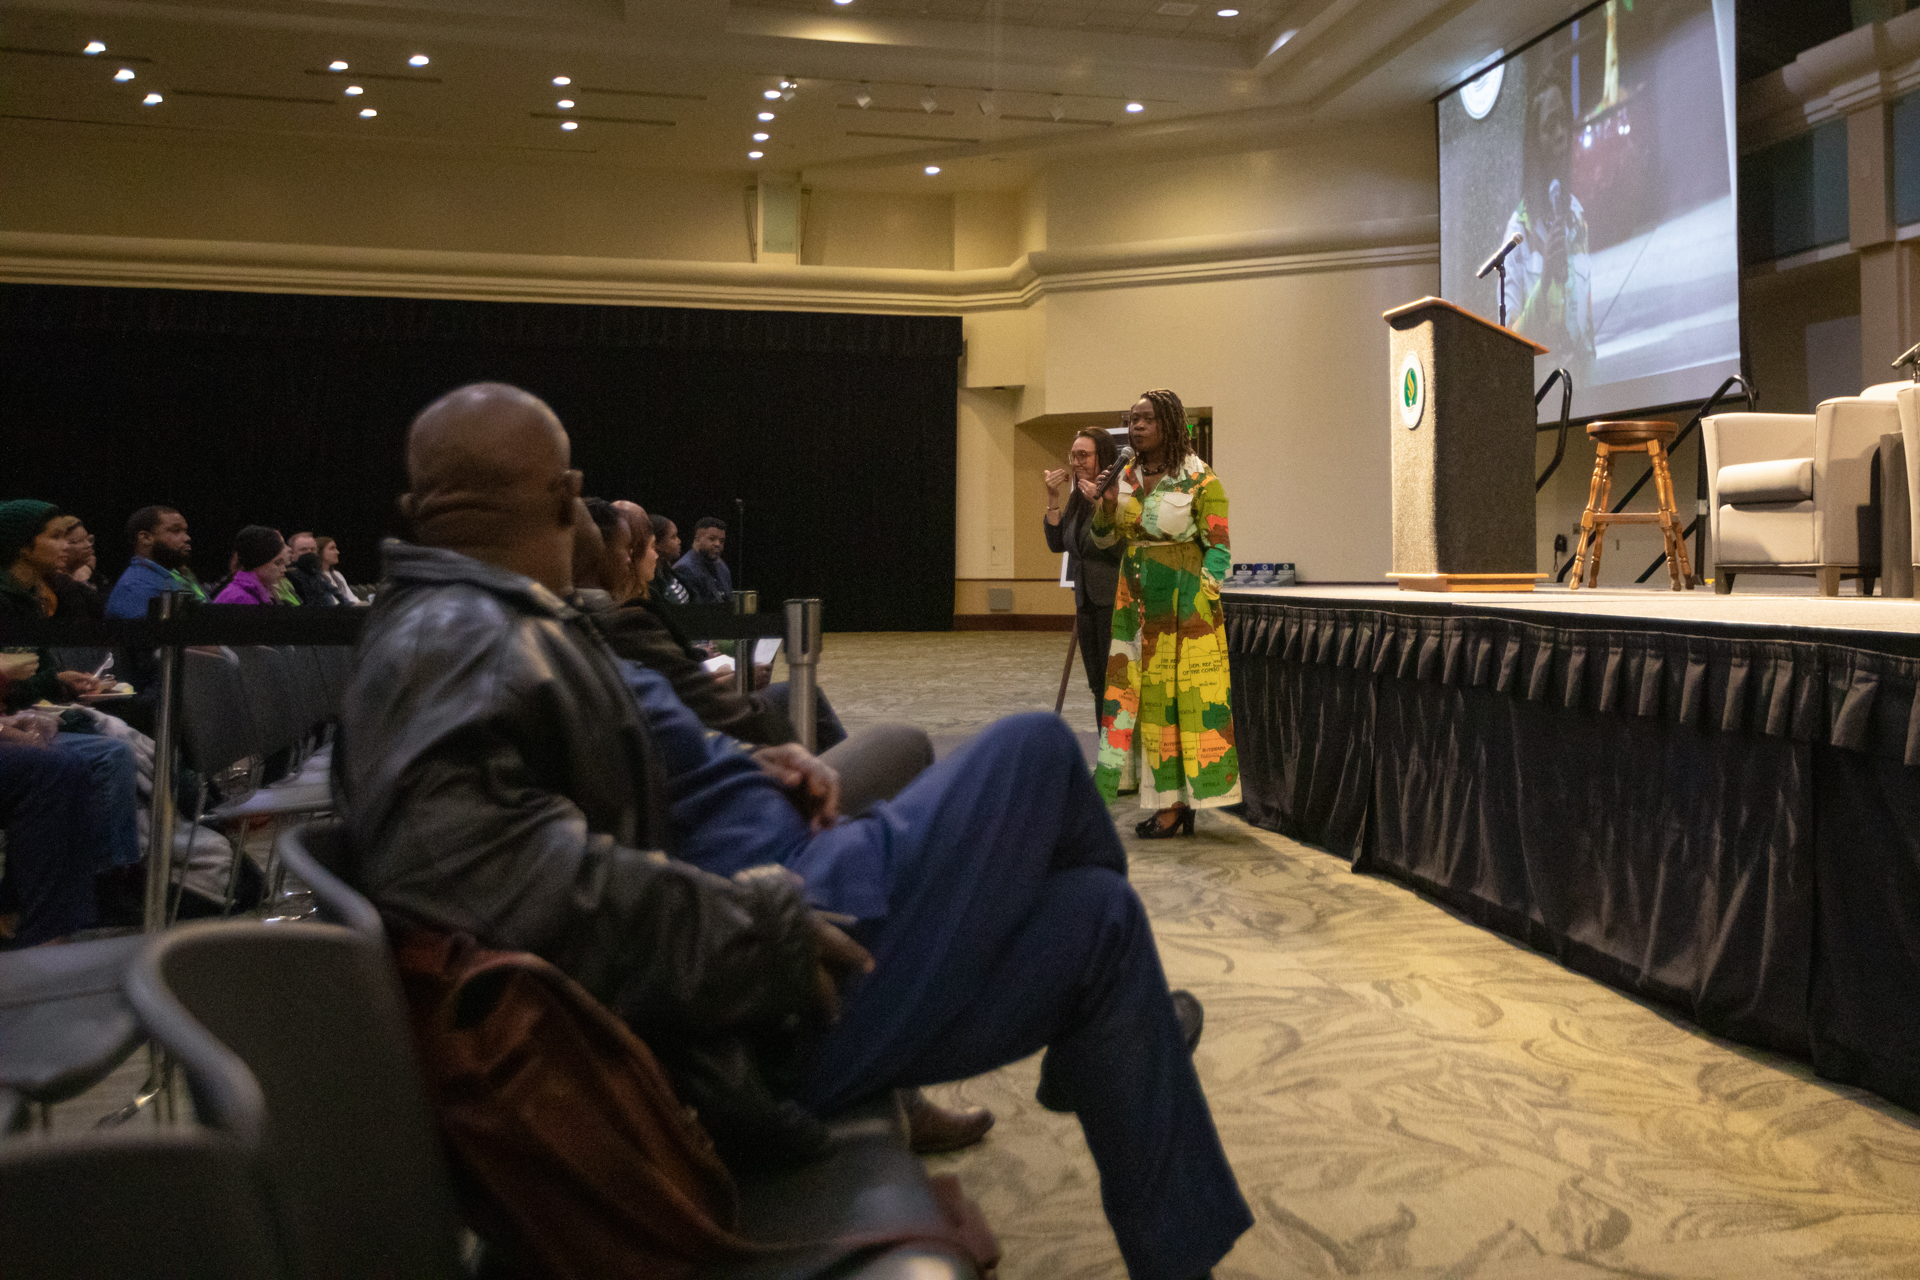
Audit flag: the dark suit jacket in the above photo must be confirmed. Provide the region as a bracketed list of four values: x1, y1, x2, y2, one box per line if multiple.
[1045, 502, 1122, 613]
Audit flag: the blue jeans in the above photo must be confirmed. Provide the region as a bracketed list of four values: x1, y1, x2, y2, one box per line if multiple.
[795, 713, 1253, 1280]
[0, 744, 98, 944]
[54, 732, 142, 870]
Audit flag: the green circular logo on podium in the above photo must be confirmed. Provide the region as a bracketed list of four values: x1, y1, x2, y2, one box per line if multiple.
[1397, 350, 1426, 429]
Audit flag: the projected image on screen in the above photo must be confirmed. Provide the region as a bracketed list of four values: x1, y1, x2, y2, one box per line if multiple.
[1439, 0, 1739, 420]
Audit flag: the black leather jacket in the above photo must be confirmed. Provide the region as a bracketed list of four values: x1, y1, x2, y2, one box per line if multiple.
[334, 542, 818, 1054]
[589, 594, 796, 747]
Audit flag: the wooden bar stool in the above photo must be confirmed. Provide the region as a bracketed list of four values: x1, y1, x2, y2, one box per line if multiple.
[1569, 419, 1696, 591]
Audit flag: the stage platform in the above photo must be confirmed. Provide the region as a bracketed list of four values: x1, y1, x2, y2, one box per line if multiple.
[1228, 581, 1920, 634]
[1223, 583, 1920, 1119]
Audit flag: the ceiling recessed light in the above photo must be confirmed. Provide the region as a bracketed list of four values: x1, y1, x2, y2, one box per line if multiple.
[345, 85, 364, 96]
[557, 99, 575, 108]
[780, 79, 796, 89]
[328, 60, 348, 71]
[408, 54, 429, 66]
[83, 41, 105, 54]
[142, 92, 162, 105]
[113, 68, 135, 82]
[1125, 101, 1144, 112]
[834, 0, 854, 5]
[924, 165, 940, 175]
[752, 131, 769, 141]
[855, 89, 872, 108]
[763, 89, 781, 100]
[1216, 7, 1238, 14]
[748, 150, 764, 159]
[359, 107, 377, 117]
[552, 76, 571, 86]
[757, 111, 775, 121]
[562, 120, 579, 131]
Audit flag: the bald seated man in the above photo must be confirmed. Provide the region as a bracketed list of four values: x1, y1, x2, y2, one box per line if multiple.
[335, 384, 1251, 1280]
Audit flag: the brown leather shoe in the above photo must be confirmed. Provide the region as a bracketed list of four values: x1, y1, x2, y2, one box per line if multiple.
[902, 1088, 995, 1154]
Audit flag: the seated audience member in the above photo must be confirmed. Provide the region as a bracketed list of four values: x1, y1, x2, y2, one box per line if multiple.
[50, 516, 106, 623]
[106, 505, 204, 711]
[108, 506, 207, 618]
[214, 527, 292, 605]
[284, 531, 343, 606]
[0, 501, 110, 710]
[338, 384, 1251, 1279]
[0, 713, 102, 946]
[594, 500, 851, 752]
[0, 504, 144, 887]
[315, 537, 361, 603]
[576, 503, 981, 1150]
[650, 514, 693, 605]
[673, 516, 733, 603]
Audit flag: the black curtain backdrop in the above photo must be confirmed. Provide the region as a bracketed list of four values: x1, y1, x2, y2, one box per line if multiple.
[0, 284, 960, 632]
[1228, 596, 1920, 1110]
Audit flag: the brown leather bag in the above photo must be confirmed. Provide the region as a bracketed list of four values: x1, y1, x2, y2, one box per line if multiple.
[393, 927, 756, 1279]
[392, 928, 1001, 1280]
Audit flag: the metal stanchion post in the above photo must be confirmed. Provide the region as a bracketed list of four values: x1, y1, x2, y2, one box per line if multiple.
[144, 592, 184, 934]
[731, 589, 758, 697]
[784, 598, 822, 753]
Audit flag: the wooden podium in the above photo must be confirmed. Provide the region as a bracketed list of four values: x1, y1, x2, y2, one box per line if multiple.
[1383, 297, 1547, 592]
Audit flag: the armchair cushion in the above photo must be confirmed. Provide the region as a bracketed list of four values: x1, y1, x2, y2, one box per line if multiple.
[1718, 458, 1814, 505]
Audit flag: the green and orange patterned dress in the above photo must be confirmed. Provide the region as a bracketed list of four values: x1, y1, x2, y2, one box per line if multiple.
[1089, 452, 1241, 809]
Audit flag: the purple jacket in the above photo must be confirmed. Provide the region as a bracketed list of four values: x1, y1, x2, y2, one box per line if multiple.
[213, 571, 275, 605]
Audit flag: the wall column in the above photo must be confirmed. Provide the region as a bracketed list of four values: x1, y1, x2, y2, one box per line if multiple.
[1849, 99, 1917, 381]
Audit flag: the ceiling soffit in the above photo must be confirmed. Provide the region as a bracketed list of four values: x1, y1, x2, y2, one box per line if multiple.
[0, 0, 1592, 187]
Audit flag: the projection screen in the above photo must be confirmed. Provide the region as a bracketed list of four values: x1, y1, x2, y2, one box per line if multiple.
[1439, 0, 1740, 420]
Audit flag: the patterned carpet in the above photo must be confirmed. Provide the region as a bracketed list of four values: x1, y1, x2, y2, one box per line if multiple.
[819, 632, 1920, 1280]
[45, 632, 1920, 1277]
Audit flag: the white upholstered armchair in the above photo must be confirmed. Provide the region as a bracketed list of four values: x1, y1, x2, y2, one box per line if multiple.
[1704, 387, 1901, 596]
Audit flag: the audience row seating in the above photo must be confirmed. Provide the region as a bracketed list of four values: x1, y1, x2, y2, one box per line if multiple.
[0, 645, 352, 1138]
[5, 790, 985, 1276]
[176, 645, 349, 914]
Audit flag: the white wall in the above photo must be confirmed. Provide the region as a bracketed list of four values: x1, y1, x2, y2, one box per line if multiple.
[1043, 117, 1438, 250]
[0, 131, 755, 262]
[1032, 261, 1435, 581]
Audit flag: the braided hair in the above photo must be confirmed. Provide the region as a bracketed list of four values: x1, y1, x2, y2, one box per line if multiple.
[1136, 389, 1192, 471]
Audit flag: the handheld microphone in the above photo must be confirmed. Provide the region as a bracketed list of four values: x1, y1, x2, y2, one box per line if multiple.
[1476, 232, 1524, 279]
[1091, 445, 1136, 495]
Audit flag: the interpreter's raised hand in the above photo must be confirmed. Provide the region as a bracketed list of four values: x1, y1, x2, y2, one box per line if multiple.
[1044, 467, 1069, 503]
[0, 652, 40, 683]
[752, 742, 842, 832]
[56, 671, 104, 698]
[808, 912, 874, 1023]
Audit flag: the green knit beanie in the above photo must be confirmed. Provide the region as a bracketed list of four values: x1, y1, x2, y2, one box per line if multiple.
[0, 499, 60, 569]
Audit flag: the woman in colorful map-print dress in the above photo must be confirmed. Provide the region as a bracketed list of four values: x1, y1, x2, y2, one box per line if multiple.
[1086, 388, 1240, 837]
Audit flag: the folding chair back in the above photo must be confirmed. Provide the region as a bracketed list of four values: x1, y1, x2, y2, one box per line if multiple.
[233, 645, 299, 761]
[127, 922, 462, 1280]
[274, 822, 380, 941]
[0, 1127, 286, 1278]
[180, 648, 255, 780]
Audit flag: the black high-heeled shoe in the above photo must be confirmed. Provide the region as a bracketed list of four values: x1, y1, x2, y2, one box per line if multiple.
[1134, 807, 1195, 838]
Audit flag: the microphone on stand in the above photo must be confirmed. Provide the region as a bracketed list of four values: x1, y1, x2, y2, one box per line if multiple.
[1476, 232, 1524, 279]
[1478, 231, 1525, 328]
[1090, 445, 1136, 495]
